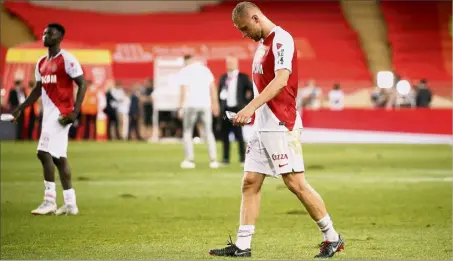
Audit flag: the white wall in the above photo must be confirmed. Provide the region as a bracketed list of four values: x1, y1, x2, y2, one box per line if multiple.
[30, 0, 220, 14]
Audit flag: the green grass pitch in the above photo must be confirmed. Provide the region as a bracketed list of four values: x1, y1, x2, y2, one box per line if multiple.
[1, 141, 452, 260]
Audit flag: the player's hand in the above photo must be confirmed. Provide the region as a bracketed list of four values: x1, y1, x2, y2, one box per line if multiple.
[58, 111, 78, 126]
[233, 105, 254, 126]
[11, 108, 22, 123]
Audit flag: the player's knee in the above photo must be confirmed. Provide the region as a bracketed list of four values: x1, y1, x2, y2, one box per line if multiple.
[37, 150, 51, 162]
[52, 157, 62, 166]
[283, 173, 307, 195]
[241, 174, 261, 194]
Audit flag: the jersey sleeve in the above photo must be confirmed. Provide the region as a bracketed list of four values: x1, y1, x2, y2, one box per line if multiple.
[35, 58, 43, 82]
[272, 31, 295, 72]
[63, 52, 84, 78]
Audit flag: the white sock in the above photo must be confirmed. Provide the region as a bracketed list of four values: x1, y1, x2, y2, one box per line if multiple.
[43, 181, 56, 203]
[316, 214, 339, 242]
[63, 188, 77, 206]
[235, 225, 255, 250]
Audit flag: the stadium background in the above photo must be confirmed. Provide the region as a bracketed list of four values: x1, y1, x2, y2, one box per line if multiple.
[0, 1, 452, 260]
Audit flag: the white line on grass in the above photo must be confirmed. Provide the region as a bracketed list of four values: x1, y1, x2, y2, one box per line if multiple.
[1, 174, 452, 186]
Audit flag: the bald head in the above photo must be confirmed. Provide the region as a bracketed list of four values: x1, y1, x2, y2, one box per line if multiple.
[226, 55, 238, 71]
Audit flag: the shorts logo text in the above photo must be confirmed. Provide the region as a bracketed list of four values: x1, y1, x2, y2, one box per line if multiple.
[272, 153, 288, 160]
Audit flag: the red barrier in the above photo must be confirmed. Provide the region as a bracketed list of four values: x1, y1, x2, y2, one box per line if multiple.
[301, 109, 452, 135]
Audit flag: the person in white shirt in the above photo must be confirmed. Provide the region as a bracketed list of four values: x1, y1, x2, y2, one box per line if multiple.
[301, 79, 323, 110]
[327, 83, 344, 110]
[111, 84, 130, 140]
[177, 55, 220, 169]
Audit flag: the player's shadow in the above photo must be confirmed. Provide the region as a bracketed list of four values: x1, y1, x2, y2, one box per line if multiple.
[285, 210, 308, 215]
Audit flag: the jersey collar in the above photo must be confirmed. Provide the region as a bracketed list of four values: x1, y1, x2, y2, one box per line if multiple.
[261, 26, 279, 44]
[47, 50, 62, 60]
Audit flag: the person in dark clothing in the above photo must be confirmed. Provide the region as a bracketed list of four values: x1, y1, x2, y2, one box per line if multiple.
[104, 85, 121, 140]
[8, 80, 26, 140]
[415, 79, 432, 108]
[141, 78, 154, 139]
[128, 86, 143, 141]
[25, 80, 39, 140]
[218, 55, 253, 164]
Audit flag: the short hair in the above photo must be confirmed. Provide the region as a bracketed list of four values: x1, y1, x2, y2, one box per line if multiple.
[47, 23, 65, 37]
[183, 54, 192, 61]
[232, 1, 259, 23]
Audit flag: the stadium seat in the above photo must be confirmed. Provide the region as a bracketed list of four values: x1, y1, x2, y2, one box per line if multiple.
[4, 1, 372, 92]
[380, 1, 452, 97]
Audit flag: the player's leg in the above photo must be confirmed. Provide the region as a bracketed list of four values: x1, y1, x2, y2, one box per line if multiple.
[209, 132, 270, 257]
[200, 108, 218, 168]
[277, 130, 343, 258]
[281, 173, 343, 258]
[281, 173, 334, 233]
[181, 108, 197, 168]
[209, 171, 265, 257]
[236, 171, 265, 247]
[53, 156, 78, 215]
[31, 150, 58, 215]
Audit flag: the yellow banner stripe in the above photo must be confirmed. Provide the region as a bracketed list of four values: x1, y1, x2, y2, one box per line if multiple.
[6, 48, 112, 64]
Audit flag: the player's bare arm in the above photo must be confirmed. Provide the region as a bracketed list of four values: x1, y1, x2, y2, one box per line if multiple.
[178, 84, 187, 119]
[60, 75, 86, 125]
[12, 82, 43, 121]
[210, 82, 220, 117]
[233, 69, 290, 125]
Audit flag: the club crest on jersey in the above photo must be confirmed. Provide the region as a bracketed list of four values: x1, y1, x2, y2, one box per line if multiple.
[42, 75, 57, 84]
[51, 64, 57, 72]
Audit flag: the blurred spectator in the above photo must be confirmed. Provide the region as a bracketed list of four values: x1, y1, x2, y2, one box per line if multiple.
[415, 79, 432, 108]
[111, 83, 130, 140]
[24, 80, 40, 140]
[141, 78, 154, 139]
[177, 55, 219, 169]
[8, 80, 26, 140]
[81, 81, 99, 140]
[104, 83, 122, 140]
[393, 87, 416, 108]
[128, 85, 143, 141]
[296, 82, 304, 109]
[218, 55, 252, 165]
[69, 86, 81, 140]
[370, 86, 390, 108]
[327, 83, 344, 111]
[300, 79, 322, 110]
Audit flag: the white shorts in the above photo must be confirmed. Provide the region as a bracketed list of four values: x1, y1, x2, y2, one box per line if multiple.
[37, 109, 71, 159]
[244, 129, 305, 177]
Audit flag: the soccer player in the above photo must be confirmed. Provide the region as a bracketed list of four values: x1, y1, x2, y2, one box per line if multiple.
[12, 23, 86, 216]
[209, 2, 344, 258]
